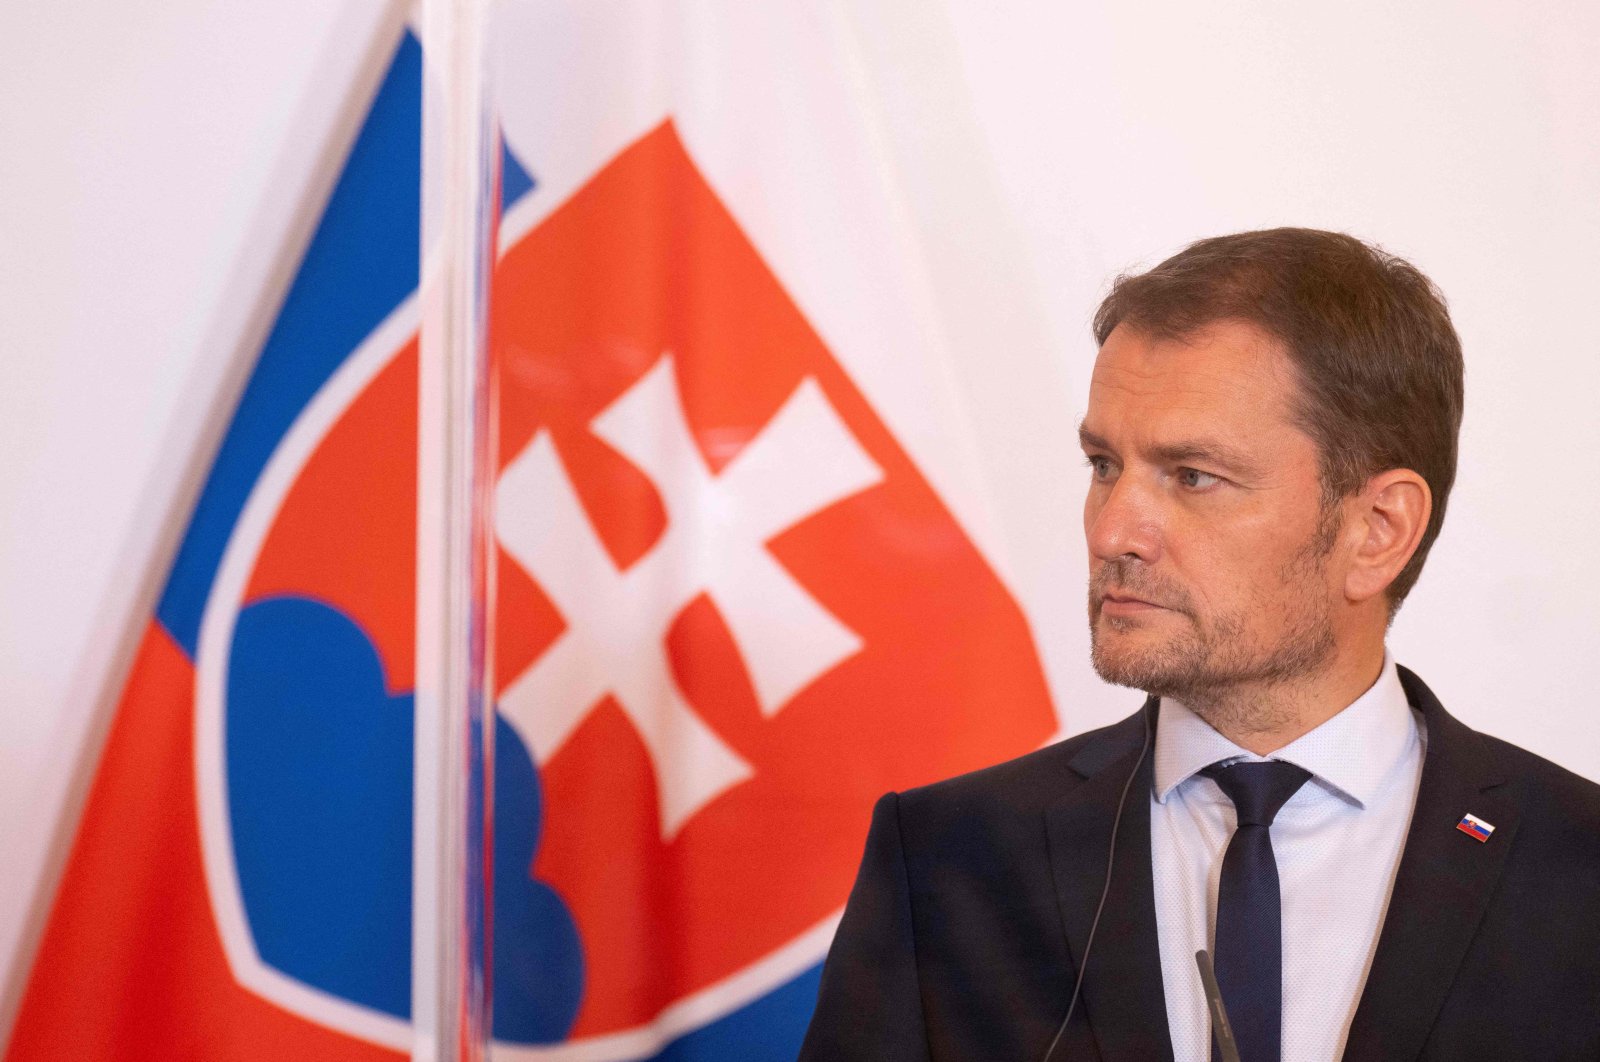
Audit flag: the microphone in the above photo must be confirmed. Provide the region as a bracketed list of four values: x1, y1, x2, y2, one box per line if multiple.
[1195, 949, 1242, 1062]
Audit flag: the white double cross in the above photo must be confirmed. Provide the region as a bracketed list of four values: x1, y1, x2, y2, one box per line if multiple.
[495, 354, 883, 839]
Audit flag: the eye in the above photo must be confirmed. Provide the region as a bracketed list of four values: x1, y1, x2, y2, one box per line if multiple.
[1176, 467, 1222, 490]
[1085, 455, 1116, 481]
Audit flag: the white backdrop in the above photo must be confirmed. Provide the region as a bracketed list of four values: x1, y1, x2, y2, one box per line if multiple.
[3, 0, 1598, 1013]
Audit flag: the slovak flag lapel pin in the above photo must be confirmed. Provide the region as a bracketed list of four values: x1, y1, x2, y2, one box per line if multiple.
[1456, 812, 1495, 842]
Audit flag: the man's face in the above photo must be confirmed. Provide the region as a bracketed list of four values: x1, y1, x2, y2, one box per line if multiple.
[1081, 320, 1342, 710]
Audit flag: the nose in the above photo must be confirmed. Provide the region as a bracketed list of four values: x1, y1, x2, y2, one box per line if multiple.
[1085, 474, 1163, 565]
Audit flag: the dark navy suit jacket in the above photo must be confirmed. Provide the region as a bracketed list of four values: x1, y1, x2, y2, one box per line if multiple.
[798, 668, 1600, 1060]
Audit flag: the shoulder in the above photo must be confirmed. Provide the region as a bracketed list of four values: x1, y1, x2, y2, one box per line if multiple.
[859, 707, 1147, 894]
[1403, 665, 1600, 826]
[1403, 665, 1600, 862]
[1480, 731, 1600, 835]
[1482, 730, 1600, 796]
[886, 704, 1149, 835]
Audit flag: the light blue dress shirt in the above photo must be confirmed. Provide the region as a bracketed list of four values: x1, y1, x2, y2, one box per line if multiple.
[1151, 654, 1426, 1061]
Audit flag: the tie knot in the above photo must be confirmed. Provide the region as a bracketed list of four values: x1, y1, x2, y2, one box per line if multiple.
[1203, 760, 1312, 826]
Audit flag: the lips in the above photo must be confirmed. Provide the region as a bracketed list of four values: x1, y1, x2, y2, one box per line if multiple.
[1091, 566, 1188, 617]
[1097, 589, 1172, 618]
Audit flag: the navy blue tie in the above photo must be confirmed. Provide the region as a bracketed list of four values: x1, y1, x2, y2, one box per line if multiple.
[1204, 760, 1311, 1062]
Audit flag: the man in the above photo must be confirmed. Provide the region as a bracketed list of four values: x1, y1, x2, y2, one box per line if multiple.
[798, 229, 1600, 1061]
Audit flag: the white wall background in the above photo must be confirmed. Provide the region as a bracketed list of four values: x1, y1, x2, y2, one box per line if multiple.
[938, 0, 1600, 761]
[2, 0, 1597, 1011]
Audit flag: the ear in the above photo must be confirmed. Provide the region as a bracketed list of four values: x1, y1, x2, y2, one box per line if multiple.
[1342, 469, 1432, 604]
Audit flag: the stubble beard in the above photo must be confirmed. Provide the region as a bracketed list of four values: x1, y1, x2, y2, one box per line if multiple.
[1088, 530, 1338, 737]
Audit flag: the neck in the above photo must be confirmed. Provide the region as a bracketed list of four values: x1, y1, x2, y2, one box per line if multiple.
[1181, 639, 1387, 756]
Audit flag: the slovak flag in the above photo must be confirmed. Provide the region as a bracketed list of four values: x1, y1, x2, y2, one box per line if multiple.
[6, 27, 428, 1061]
[484, 3, 1056, 1056]
[1456, 813, 1495, 842]
[5, 5, 1060, 1061]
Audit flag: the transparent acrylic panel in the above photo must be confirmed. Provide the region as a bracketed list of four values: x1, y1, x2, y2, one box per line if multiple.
[415, 0, 497, 1058]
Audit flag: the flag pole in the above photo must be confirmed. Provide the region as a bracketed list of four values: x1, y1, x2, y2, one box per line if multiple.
[415, 0, 496, 1057]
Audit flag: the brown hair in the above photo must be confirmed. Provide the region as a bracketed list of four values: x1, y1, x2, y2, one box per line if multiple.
[1093, 227, 1464, 610]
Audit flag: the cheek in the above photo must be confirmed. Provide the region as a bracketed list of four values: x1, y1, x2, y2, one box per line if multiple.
[1169, 512, 1304, 605]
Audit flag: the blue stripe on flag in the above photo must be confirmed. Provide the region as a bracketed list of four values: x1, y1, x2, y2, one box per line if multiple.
[501, 139, 536, 213]
[157, 32, 422, 656]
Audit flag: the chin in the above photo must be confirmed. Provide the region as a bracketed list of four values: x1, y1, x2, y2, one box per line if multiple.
[1089, 607, 1225, 693]
[1090, 626, 1186, 692]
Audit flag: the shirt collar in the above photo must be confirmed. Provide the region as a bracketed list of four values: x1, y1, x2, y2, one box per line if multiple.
[1152, 651, 1415, 808]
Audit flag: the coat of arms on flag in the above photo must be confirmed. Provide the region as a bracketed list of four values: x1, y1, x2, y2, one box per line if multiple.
[486, 118, 1056, 1055]
[6, 6, 1061, 1061]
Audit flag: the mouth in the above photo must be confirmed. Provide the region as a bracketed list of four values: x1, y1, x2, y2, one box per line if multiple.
[1097, 590, 1170, 617]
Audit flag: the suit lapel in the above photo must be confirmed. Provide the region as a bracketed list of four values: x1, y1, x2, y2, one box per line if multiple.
[1342, 667, 1520, 1061]
[1045, 701, 1174, 1062]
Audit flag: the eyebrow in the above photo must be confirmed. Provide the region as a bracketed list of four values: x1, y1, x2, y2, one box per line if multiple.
[1077, 425, 1268, 479]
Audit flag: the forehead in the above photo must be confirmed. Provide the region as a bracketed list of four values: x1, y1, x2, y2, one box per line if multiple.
[1085, 320, 1304, 441]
